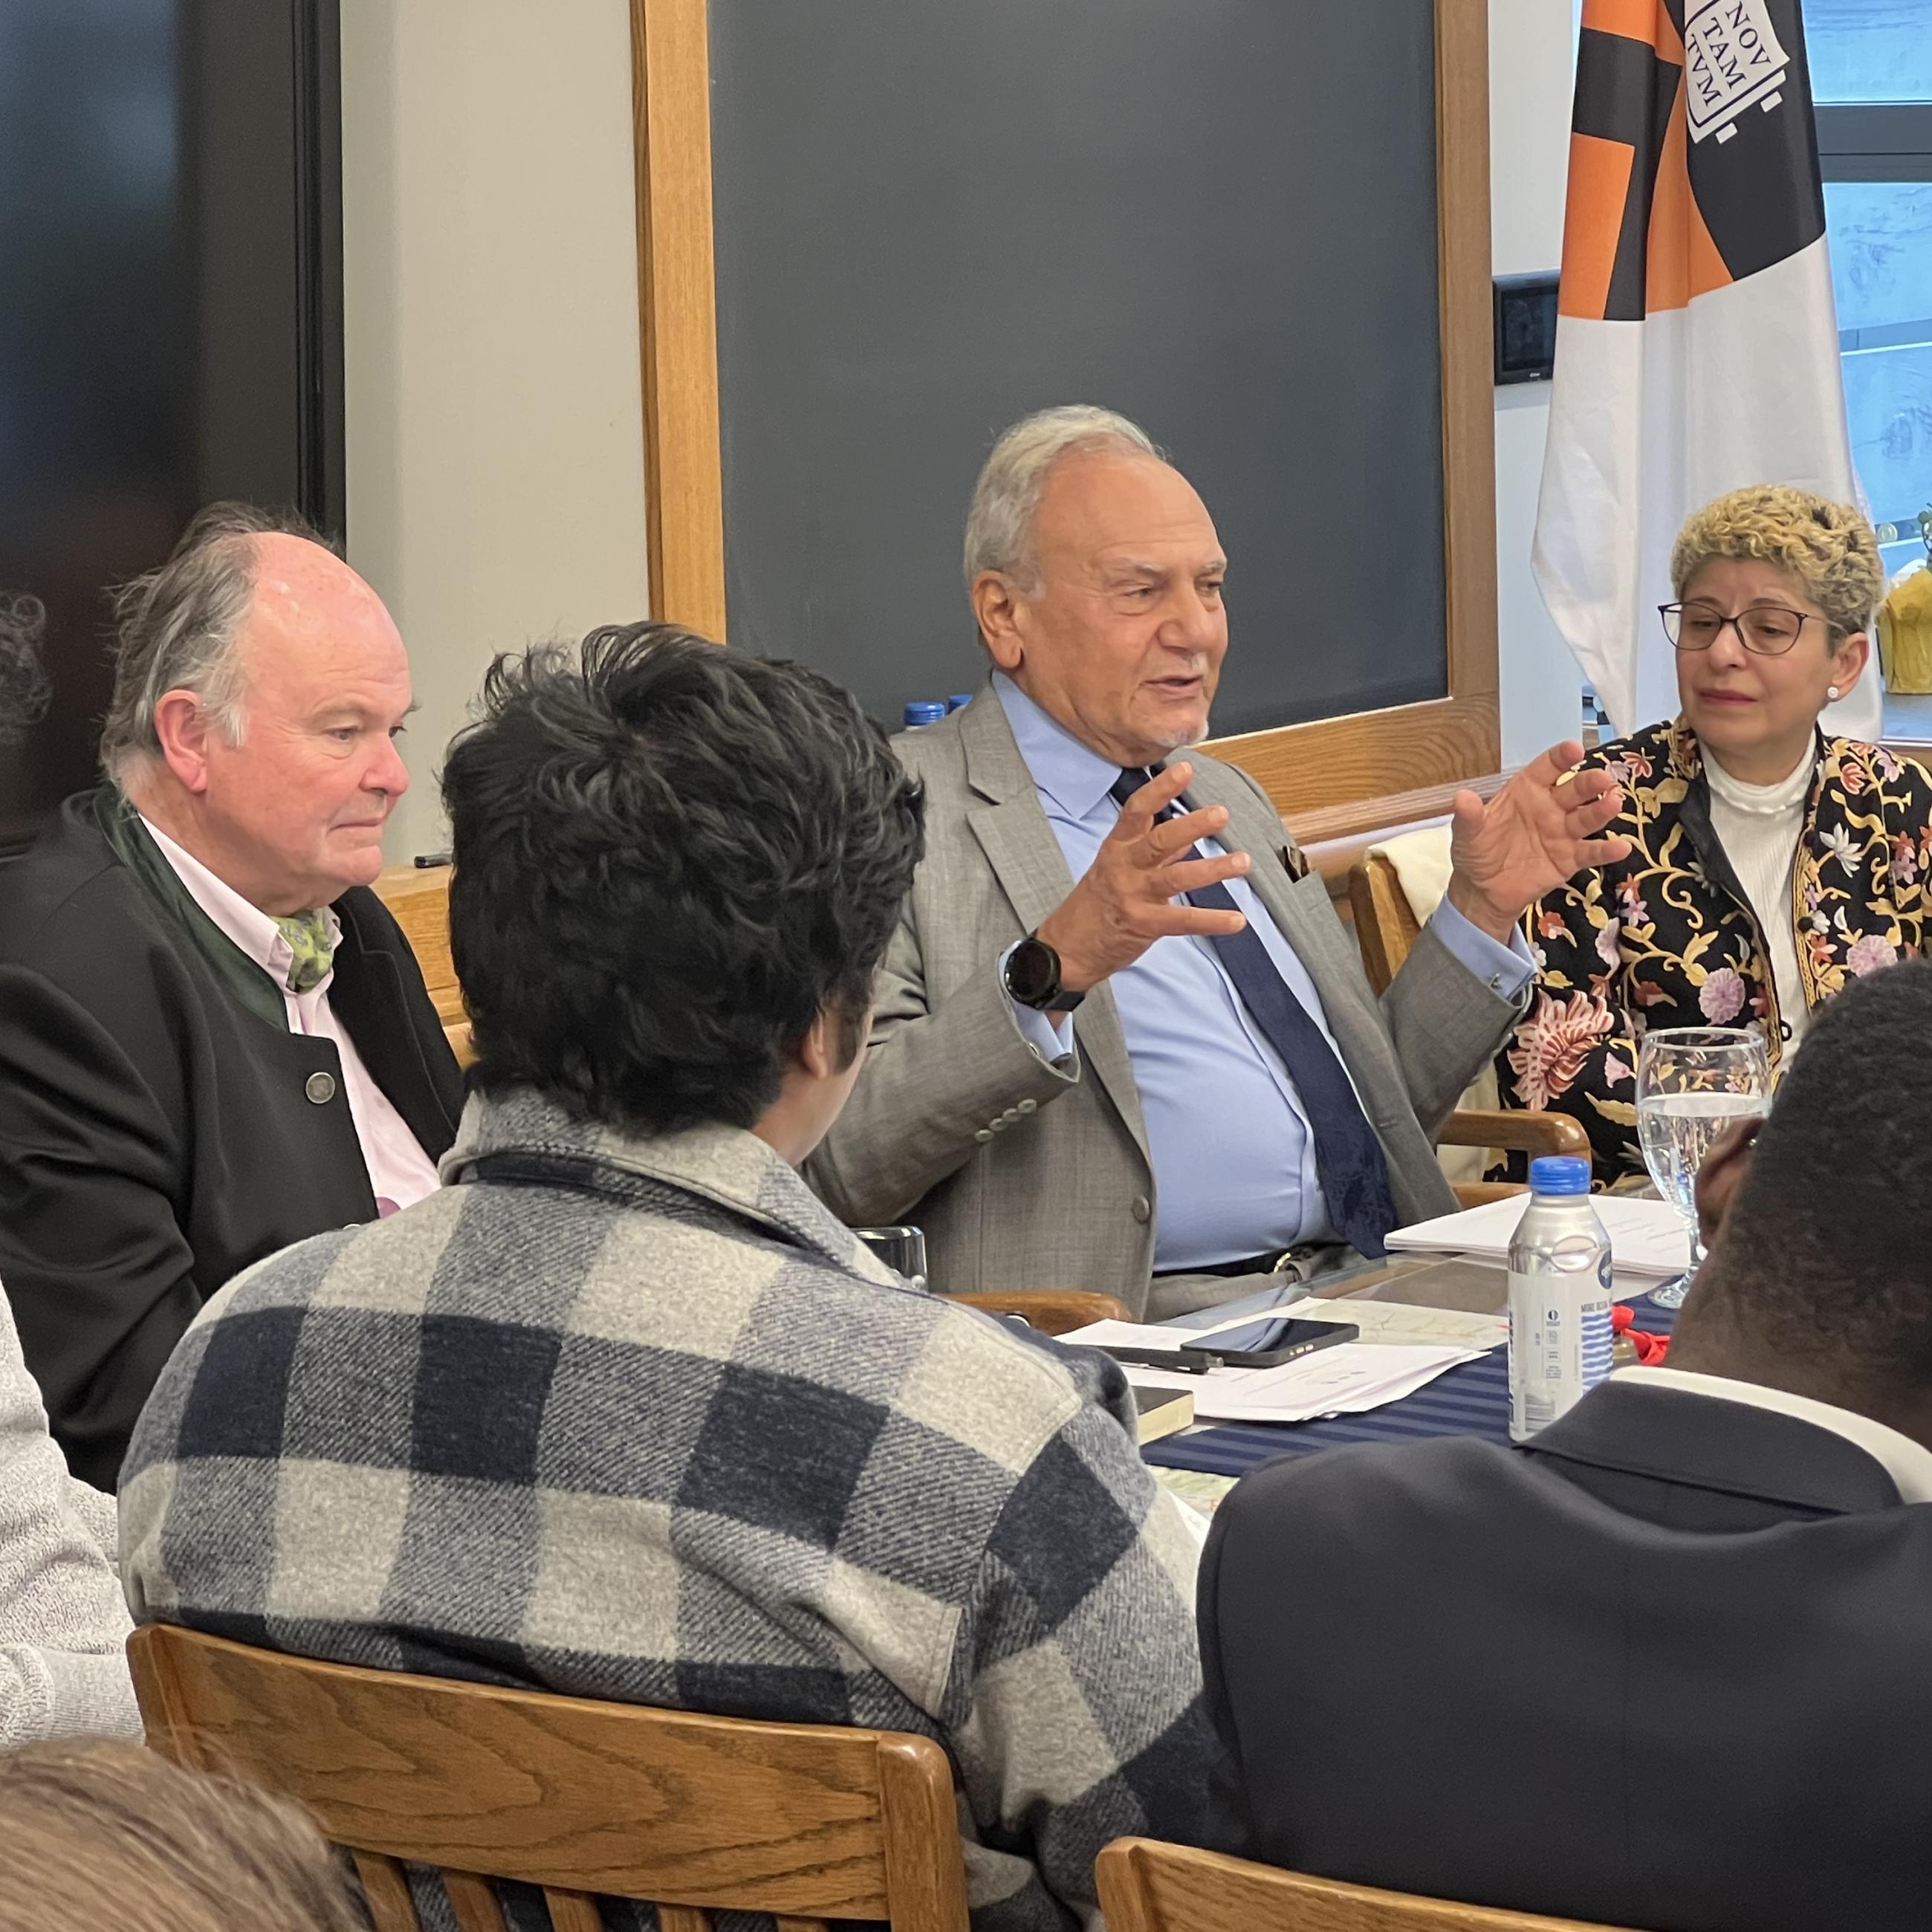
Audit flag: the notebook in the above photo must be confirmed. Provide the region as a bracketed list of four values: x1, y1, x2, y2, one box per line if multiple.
[1386, 1192, 1688, 1280]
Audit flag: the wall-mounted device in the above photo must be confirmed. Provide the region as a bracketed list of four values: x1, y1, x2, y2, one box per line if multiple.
[1494, 271, 1560, 385]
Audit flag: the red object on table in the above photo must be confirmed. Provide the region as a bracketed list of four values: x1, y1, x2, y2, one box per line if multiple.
[1611, 1303, 1670, 1366]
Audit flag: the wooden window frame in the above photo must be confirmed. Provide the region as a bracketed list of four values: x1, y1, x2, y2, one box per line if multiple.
[629, 0, 1499, 818]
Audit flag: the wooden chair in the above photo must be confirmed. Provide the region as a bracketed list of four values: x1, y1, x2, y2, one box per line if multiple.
[1096, 1838, 1640, 1932]
[1349, 850, 1426, 1001]
[1437, 1109, 1588, 1209]
[1347, 852, 1588, 1205]
[129, 1624, 970, 1932]
[944, 1289, 1128, 1333]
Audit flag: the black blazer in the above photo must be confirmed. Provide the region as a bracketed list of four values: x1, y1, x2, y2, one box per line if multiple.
[1199, 1379, 1932, 1932]
[0, 795, 464, 1488]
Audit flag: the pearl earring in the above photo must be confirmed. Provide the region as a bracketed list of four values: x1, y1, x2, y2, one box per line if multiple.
[1827, 685, 1841, 700]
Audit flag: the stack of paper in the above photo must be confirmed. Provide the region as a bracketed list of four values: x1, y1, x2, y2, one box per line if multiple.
[1268, 1294, 1507, 1353]
[1062, 1318, 1482, 1424]
[1385, 1193, 1688, 1282]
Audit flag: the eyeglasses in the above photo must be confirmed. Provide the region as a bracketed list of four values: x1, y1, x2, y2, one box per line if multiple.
[1659, 600, 1821, 657]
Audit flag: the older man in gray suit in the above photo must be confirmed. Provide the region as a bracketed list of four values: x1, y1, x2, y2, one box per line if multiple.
[808, 408, 1627, 1315]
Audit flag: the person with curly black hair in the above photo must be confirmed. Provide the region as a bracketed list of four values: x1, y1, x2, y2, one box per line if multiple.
[1202, 959, 1932, 1931]
[123, 624, 1214, 1932]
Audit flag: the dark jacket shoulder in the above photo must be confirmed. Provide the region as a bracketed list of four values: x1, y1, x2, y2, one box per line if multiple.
[0, 791, 463, 1489]
[1201, 1384, 1932, 1931]
[0, 794, 153, 959]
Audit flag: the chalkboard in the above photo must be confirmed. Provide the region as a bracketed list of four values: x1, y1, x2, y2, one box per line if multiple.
[706, 1, 1448, 739]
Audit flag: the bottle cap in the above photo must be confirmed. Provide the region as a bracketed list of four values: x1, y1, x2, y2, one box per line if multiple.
[1527, 1155, 1591, 1196]
[902, 701, 947, 727]
[947, 693, 973, 711]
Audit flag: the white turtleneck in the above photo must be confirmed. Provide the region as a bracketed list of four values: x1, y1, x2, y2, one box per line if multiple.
[1702, 747, 1813, 1052]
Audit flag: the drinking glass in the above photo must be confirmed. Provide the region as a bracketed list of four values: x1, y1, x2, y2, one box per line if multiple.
[1636, 1028, 1771, 1309]
[854, 1225, 928, 1290]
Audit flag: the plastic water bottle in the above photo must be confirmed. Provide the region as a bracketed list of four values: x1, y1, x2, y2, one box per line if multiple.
[903, 701, 946, 729]
[1508, 1155, 1614, 1442]
[946, 693, 973, 712]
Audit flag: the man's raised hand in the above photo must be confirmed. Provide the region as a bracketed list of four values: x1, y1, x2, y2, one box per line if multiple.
[1036, 762, 1249, 995]
[1445, 741, 1631, 941]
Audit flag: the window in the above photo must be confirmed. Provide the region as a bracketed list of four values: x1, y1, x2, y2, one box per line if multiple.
[1809, 0, 1932, 103]
[1812, 4, 1932, 594]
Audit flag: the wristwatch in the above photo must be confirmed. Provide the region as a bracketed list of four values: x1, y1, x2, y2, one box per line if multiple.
[1004, 933, 1085, 1014]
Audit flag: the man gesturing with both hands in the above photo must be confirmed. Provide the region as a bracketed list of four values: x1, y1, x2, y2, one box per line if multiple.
[808, 406, 1628, 1315]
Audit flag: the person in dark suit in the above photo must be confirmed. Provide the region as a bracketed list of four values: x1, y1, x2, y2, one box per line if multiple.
[0, 506, 462, 1488]
[1200, 957, 1932, 1932]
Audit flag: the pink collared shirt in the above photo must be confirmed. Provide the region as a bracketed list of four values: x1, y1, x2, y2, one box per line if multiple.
[138, 817, 441, 1216]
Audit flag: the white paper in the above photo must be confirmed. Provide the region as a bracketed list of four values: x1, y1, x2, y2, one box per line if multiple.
[1061, 1320, 1480, 1424]
[1185, 1344, 1481, 1423]
[1268, 1294, 1508, 1354]
[1063, 1319, 1210, 1353]
[1385, 1193, 1689, 1279]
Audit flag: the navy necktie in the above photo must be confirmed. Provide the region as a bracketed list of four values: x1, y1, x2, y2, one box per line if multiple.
[1110, 766, 1398, 1257]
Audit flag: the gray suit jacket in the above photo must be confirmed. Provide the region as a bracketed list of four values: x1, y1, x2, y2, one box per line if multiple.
[806, 691, 1520, 1314]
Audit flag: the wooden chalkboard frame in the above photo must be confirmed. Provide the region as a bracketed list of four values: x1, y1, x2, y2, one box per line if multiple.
[628, 0, 1500, 819]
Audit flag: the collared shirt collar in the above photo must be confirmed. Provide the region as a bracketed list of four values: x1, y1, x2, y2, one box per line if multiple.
[1610, 1364, 1932, 1504]
[441, 1088, 904, 1289]
[137, 814, 340, 994]
[992, 671, 1135, 821]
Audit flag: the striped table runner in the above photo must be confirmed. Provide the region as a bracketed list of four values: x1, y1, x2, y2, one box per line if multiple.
[1144, 1294, 1680, 1481]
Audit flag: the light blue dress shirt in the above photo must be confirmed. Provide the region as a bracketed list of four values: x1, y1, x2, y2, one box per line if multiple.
[993, 675, 1531, 1270]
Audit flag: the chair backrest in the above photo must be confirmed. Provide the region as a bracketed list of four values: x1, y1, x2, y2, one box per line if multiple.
[1348, 852, 1424, 996]
[1096, 1840, 1640, 1932]
[129, 1624, 971, 1932]
[943, 1288, 1129, 1334]
[375, 863, 464, 1029]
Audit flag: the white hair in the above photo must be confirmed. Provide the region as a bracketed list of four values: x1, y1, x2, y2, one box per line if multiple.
[100, 503, 331, 785]
[962, 406, 1162, 592]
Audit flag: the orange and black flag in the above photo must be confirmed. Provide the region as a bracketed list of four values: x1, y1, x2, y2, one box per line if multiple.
[1533, 0, 1872, 739]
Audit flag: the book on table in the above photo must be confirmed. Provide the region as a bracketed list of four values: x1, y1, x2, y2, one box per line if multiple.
[1132, 1383, 1195, 1443]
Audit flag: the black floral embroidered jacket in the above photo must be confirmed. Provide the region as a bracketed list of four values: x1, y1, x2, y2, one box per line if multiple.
[1497, 720, 1932, 1184]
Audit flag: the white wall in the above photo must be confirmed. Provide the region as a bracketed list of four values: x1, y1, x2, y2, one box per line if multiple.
[339, 0, 650, 862]
[1490, 0, 1582, 764]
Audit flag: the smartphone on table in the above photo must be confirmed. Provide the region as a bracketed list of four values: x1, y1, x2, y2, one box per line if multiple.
[1099, 1315, 1358, 1375]
[1180, 1314, 1358, 1369]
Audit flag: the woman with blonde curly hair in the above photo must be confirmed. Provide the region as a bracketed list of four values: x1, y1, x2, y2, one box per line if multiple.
[1500, 484, 1932, 1184]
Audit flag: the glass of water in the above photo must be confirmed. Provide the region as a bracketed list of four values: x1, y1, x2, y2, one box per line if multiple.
[1636, 1028, 1770, 1309]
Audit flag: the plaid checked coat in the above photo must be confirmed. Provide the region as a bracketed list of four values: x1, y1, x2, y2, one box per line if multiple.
[120, 1091, 1211, 1930]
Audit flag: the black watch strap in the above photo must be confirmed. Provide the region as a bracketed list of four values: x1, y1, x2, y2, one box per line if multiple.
[1005, 933, 1085, 1014]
